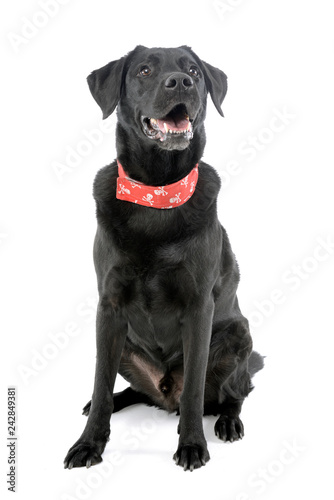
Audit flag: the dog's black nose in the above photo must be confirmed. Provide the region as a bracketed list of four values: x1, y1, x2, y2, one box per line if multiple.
[165, 73, 194, 90]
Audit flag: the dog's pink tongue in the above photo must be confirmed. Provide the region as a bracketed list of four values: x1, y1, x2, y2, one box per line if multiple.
[157, 116, 189, 132]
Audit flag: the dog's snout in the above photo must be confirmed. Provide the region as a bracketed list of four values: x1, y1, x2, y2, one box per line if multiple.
[165, 73, 194, 90]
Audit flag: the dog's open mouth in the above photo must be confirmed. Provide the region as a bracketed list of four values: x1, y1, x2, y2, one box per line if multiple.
[141, 104, 193, 143]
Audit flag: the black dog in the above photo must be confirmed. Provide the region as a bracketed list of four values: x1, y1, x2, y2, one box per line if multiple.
[64, 45, 263, 472]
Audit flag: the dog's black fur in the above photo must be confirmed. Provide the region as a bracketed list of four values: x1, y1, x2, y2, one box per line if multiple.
[64, 45, 263, 472]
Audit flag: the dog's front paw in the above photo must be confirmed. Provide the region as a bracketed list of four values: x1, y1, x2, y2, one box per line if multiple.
[173, 443, 210, 471]
[64, 440, 105, 469]
[214, 415, 244, 442]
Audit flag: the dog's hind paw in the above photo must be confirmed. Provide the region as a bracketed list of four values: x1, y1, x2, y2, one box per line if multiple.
[173, 443, 210, 471]
[214, 415, 244, 442]
[64, 441, 103, 469]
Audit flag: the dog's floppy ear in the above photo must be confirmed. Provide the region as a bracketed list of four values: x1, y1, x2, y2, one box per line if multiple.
[179, 46, 227, 117]
[200, 61, 228, 117]
[87, 57, 127, 119]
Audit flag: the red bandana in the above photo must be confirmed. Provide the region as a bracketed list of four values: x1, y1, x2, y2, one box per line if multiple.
[116, 160, 199, 209]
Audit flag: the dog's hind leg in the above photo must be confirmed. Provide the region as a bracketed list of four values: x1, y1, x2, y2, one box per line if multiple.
[213, 350, 264, 441]
[204, 383, 247, 442]
[82, 387, 155, 416]
[113, 387, 155, 412]
[213, 398, 245, 442]
[205, 319, 260, 442]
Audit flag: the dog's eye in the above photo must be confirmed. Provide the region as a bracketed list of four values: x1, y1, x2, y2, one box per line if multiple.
[189, 66, 200, 77]
[138, 66, 152, 77]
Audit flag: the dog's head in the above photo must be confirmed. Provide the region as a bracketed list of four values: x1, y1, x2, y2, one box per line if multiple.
[87, 45, 227, 152]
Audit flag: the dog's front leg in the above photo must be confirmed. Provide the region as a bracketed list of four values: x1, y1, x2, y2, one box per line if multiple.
[174, 299, 214, 471]
[64, 299, 127, 469]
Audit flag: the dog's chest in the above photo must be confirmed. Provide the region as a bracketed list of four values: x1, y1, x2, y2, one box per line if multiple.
[109, 250, 198, 350]
[113, 255, 196, 311]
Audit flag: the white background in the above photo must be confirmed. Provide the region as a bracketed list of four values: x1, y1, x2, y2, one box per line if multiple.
[1, 0, 334, 499]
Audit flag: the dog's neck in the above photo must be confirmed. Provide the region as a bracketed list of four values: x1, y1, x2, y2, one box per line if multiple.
[115, 122, 206, 186]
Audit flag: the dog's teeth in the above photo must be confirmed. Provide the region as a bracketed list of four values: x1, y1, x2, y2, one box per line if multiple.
[161, 123, 191, 135]
[151, 118, 157, 124]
